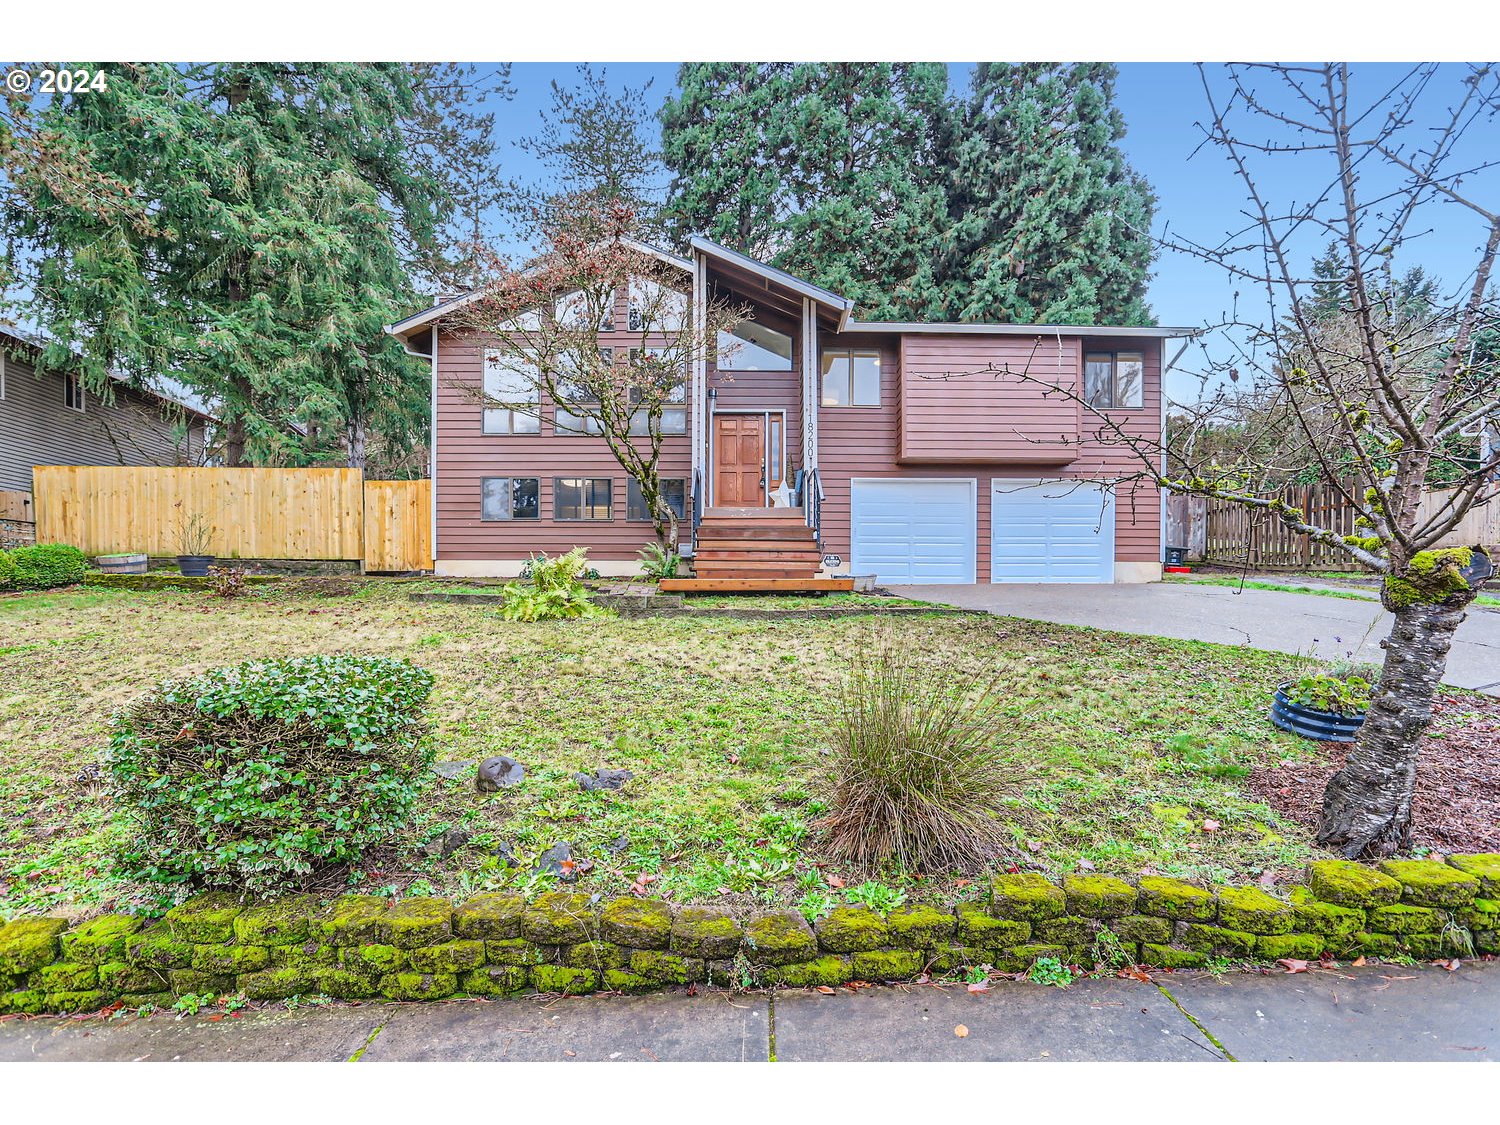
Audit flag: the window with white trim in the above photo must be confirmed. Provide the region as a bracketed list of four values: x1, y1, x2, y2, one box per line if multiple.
[63, 372, 86, 412]
[1083, 351, 1145, 409]
[821, 350, 881, 407]
[482, 351, 541, 434]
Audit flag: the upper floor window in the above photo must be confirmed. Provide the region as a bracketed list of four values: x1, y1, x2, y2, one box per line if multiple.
[555, 289, 614, 332]
[717, 319, 793, 372]
[482, 351, 541, 434]
[554, 348, 611, 436]
[63, 372, 86, 412]
[821, 350, 881, 407]
[627, 276, 687, 332]
[1084, 351, 1144, 410]
[627, 347, 687, 436]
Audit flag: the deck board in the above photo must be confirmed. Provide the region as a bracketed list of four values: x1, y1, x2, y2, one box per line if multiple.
[658, 577, 856, 593]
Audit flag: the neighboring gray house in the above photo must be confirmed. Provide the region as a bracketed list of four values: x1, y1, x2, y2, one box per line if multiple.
[0, 329, 213, 493]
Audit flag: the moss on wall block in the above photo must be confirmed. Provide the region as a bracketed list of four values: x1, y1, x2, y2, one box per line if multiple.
[989, 874, 1067, 922]
[99, 961, 168, 994]
[270, 941, 338, 970]
[0, 989, 49, 1015]
[1447, 854, 1500, 898]
[406, 940, 485, 974]
[521, 893, 597, 946]
[600, 898, 674, 949]
[955, 903, 1030, 946]
[1139, 944, 1208, 970]
[1287, 887, 1366, 937]
[165, 892, 245, 944]
[628, 950, 702, 985]
[1305, 860, 1401, 908]
[530, 966, 598, 995]
[886, 904, 954, 948]
[44, 990, 111, 1013]
[461, 965, 530, 997]
[126, 927, 193, 970]
[1174, 923, 1257, 958]
[1403, 931, 1470, 959]
[1032, 916, 1102, 947]
[1255, 933, 1327, 960]
[190, 943, 270, 975]
[485, 939, 548, 966]
[1136, 877, 1215, 921]
[238, 967, 320, 1001]
[1367, 904, 1444, 935]
[168, 969, 235, 995]
[0, 917, 68, 974]
[1063, 875, 1137, 918]
[60, 914, 142, 965]
[318, 968, 382, 1000]
[1110, 915, 1173, 945]
[565, 941, 627, 971]
[1377, 860, 1479, 909]
[380, 971, 457, 1001]
[453, 893, 525, 941]
[320, 895, 390, 946]
[37, 962, 99, 991]
[671, 906, 742, 958]
[815, 906, 888, 952]
[233, 897, 318, 945]
[377, 898, 453, 949]
[1216, 887, 1294, 935]
[743, 911, 818, 965]
[774, 956, 853, 988]
[852, 950, 924, 980]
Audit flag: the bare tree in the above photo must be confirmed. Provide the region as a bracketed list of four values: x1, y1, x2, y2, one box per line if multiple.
[452, 202, 744, 549]
[932, 63, 1500, 859]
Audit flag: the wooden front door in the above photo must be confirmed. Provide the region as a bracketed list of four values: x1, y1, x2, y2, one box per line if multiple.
[713, 414, 766, 507]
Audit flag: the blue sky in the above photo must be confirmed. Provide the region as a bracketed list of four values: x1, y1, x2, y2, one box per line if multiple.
[490, 63, 1498, 398]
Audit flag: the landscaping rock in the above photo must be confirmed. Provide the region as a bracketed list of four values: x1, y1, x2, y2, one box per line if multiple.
[1305, 859, 1401, 908]
[531, 841, 575, 878]
[521, 892, 596, 945]
[420, 828, 471, 859]
[1136, 876, 1216, 921]
[453, 893, 525, 941]
[476, 756, 525, 792]
[606, 835, 630, 855]
[600, 897, 673, 949]
[1378, 859, 1479, 908]
[814, 906, 888, 952]
[492, 841, 519, 868]
[573, 767, 633, 792]
[671, 905, 742, 958]
[1447, 854, 1500, 897]
[742, 911, 817, 965]
[989, 873, 1067, 922]
[1216, 886, 1294, 935]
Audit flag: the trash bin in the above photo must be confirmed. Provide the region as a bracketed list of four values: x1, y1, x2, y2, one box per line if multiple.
[1165, 546, 1188, 568]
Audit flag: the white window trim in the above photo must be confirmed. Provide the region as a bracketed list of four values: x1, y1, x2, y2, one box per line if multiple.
[63, 372, 86, 413]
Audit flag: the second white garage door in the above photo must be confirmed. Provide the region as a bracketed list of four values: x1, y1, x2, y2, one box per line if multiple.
[850, 479, 976, 584]
[991, 479, 1115, 583]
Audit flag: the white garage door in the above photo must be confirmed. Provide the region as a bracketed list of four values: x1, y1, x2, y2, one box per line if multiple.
[850, 479, 976, 584]
[991, 480, 1115, 583]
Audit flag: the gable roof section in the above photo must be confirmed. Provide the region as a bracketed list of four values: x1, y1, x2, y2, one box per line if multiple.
[386, 237, 692, 345]
[840, 321, 1198, 338]
[688, 236, 854, 330]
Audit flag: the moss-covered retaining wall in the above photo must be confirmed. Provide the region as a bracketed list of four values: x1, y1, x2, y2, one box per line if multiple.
[4, 856, 1496, 1014]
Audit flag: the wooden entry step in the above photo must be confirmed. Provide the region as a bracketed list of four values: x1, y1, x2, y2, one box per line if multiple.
[659, 577, 855, 593]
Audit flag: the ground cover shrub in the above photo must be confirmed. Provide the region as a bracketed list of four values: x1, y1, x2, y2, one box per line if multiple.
[2, 543, 88, 590]
[107, 653, 435, 896]
[816, 640, 1024, 872]
[500, 547, 608, 621]
[1286, 666, 1373, 714]
[637, 541, 682, 579]
[208, 565, 250, 598]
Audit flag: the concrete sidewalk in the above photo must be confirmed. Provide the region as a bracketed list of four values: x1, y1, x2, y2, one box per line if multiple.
[888, 581, 1500, 695]
[2, 963, 1495, 1062]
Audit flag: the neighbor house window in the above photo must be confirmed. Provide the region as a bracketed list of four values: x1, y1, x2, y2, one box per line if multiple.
[480, 477, 540, 521]
[554, 477, 613, 520]
[1083, 351, 1145, 409]
[821, 350, 881, 406]
[63, 372, 86, 412]
[716, 319, 793, 371]
[627, 478, 687, 522]
[627, 347, 687, 435]
[554, 349, 612, 436]
[482, 351, 541, 434]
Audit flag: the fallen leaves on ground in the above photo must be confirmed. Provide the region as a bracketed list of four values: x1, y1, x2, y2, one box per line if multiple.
[954, 1025, 969, 1038]
[1277, 958, 1310, 973]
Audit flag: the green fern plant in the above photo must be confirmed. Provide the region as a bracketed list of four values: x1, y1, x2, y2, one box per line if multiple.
[637, 541, 682, 580]
[499, 548, 609, 621]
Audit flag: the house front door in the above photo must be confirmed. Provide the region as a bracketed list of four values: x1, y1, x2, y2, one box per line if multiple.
[713, 414, 766, 507]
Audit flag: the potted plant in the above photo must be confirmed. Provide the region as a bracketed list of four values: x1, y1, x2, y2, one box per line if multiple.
[1270, 666, 1373, 741]
[175, 508, 216, 577]
[95, 552, 148, 575]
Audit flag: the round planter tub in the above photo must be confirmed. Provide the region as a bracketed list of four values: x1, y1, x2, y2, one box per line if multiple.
[176, 554, 215, 578]
[1270, 681, 1366, 741]
[96, 553, 148, 575]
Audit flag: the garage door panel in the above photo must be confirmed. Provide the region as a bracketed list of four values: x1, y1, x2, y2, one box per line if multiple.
[991, 480, 1114, 584]
[851, 480, 976, 584]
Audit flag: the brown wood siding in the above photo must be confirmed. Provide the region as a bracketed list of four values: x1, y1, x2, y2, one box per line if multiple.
[433, 288, 691, 562]
[816, 333, 1162, 574]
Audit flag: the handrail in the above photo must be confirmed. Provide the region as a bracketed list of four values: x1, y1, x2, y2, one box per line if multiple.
[806, 467, 822, 547]
[691, 467, 704, 533]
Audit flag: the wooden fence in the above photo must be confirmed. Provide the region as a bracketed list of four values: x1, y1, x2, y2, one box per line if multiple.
[1192, 483, 1498, 570]
[1, 489, 35, 549]
[32, 466, 431, 572]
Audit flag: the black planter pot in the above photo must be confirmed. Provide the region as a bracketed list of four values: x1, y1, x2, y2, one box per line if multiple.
[177, 554, 215, 578]
[1270, 681, 1365, 741]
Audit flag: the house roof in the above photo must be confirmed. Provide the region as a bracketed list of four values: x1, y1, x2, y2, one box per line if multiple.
[0, 326, 217, 421]
[686, 236, 855, 330]
[840, 321, 1200, 339]
[385, 237, 693, 345]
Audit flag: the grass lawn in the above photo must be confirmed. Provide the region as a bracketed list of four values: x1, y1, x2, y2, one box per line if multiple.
[0, 584, 1330, 922]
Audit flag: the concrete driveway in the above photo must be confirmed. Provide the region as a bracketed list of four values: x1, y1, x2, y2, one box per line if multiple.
[887, 581, 1500, 695]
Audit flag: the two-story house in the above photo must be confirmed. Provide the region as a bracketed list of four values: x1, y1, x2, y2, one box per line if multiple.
[1, 329, 213, 494]
[387, 238, 1191, 585]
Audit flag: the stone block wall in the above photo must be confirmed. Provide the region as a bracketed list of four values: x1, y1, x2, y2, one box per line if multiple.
[3, 855, 1497, 1014]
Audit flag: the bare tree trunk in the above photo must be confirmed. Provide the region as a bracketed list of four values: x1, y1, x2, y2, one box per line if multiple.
[1317, 583, 1483, 858]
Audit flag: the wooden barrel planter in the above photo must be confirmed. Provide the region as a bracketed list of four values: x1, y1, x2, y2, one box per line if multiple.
[95, 553, 148, 575]
[1270, 681, 1366, 741]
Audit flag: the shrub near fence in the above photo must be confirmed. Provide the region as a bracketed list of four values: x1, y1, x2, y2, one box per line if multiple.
[3, 857, 1497, 1013]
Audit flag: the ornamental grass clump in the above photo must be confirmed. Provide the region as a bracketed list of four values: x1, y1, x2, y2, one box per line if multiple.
[816, 643, 1023, 873]
[107, 653, 435, 897]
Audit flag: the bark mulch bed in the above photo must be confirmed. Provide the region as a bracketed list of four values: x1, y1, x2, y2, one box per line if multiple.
[1247, 692, 1500, 854]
